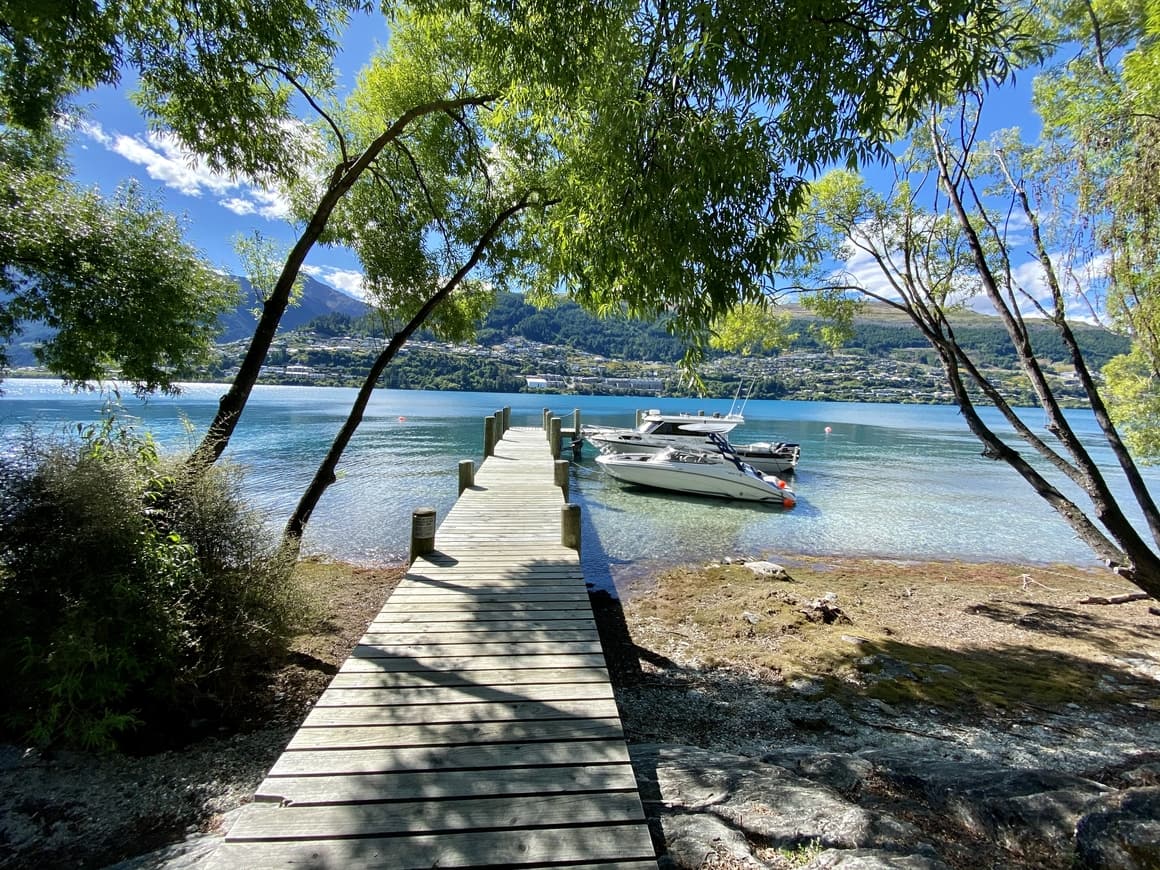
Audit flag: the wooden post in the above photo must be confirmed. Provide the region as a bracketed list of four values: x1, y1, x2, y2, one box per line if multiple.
[554, 459, 570, 501]
[493, 410, 504, 443]
[502, 406, 511, 432]
[572, 408, 581, 434]
[458, 459, 475, 495]
[410, 507, 436, 563]
[484, 415, 495, 457]
[543, 408, 550, 431]
[562, 503, 581, 550]
[635, 409, 644, 427]
[550, 416, 562, 459]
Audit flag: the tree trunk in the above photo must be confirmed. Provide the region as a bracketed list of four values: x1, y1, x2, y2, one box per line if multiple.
[282, 193, 537, 548]
[188, 95, 496, 468]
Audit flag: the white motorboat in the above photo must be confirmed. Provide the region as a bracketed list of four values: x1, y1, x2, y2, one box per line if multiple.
[596, 433, 796, 506]
[732, 440, 801, 475]
[583, 409, 745, 455]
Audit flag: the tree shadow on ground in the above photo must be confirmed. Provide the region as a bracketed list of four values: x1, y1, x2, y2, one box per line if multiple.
[600, 625, 1160, 870]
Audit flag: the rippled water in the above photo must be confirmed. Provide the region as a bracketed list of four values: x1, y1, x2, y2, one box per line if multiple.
[3, 379, 1156, 592]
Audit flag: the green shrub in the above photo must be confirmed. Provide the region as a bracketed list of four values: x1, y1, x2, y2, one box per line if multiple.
[0, 417, 302, 750]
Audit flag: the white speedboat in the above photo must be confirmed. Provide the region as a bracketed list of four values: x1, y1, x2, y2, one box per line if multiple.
[596, 434, 795, 506]
[732, 440, 801, 475]
[582, 409, 745, 455]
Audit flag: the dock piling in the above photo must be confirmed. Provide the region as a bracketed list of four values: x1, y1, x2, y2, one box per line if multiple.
[554, 459, 570, 501]
[562, 503, 581, 549]
[550, 417, 562, 459]
[484, 415, 495, 457]
[458, 459, 475, 495]
[409, 506, 436, 563]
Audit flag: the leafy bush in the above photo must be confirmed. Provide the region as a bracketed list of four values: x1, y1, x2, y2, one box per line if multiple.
[0, 417, 303, 750]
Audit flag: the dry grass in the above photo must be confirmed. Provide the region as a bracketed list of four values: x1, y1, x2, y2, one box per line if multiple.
[621, 556, 1160, 717]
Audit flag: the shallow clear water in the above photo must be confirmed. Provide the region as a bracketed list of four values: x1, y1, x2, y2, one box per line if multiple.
[3, 379, 1156, 592]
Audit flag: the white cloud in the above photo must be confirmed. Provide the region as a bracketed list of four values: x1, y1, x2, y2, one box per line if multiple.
[109, 130, 234, 196]
[73, 119, 111, 147]
[219, 188, 290, 220]
[303, 264, 367, 300]
[219, 197, 259, 216]
[79, 122, 291, 220]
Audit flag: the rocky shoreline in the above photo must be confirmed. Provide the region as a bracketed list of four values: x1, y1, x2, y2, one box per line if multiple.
[1, 556, 1158, 869]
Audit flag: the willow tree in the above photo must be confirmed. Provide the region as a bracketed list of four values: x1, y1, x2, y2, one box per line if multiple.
[277, 0, 1030, 544]
[0, 0, 325, 392]
[1026, 0, 1160, 461]
[283, 12, 554, 539]
[797, 108, 1160, 596]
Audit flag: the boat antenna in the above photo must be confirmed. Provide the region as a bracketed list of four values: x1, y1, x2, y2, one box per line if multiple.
[728, 379, 756, 418]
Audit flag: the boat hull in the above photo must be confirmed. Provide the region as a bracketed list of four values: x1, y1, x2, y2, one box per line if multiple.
[732, 442, 801, 474]
[596, 452, 794, 505]
[586, 431, 716, 455]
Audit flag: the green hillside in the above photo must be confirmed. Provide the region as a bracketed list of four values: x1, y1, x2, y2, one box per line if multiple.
[299, 293, 1129, 369]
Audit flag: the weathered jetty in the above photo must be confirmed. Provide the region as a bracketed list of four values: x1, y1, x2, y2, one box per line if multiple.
[207, 419, 657, 869]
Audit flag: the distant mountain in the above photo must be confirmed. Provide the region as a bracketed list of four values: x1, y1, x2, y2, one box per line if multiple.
[216, 274, 369, 342]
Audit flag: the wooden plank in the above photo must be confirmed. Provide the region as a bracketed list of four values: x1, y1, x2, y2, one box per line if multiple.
[393, 579, 585, 591]
[386, 587, 588, 599]
[351, 639, 604, 658]
[313, 682, 615, 707]
[268, 737, 631, 776]
[302, 697, 620, 727]
[210, 823, 656, 869]
[404, 569, 583, 580]
[287, 717, 624, 749]
[333, 663, 609, 684]
[331, 668, 607, 686]
[374, 600, 594, 615]
[341, 652, 609, 671]
[357, 635, 598, 649]
[416, 553, 578, 563]
[367, 618, 597, 632]
[254, 761, 640, 806]
[226, 792, 645, 840]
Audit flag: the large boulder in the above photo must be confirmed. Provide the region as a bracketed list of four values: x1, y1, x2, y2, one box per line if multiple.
[865, 753, 1110, 855]
[1074, 787, 1160, 870]
[630, 744, 927, 869]
[803, 849, 951, 869]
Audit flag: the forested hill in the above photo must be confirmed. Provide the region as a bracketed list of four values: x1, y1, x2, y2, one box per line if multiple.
[217, 275, 369, 342]
[299, 290, 1130, 370]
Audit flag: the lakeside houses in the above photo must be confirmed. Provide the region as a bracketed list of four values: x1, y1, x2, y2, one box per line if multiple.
[524, 373, 665, 394]
[193, 325, 1093, 406]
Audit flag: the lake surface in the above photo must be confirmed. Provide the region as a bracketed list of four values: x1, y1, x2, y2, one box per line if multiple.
[3, 379, 1156, 592]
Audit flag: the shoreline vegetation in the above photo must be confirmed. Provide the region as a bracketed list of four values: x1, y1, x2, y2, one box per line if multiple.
[2, 554, 1157, 868]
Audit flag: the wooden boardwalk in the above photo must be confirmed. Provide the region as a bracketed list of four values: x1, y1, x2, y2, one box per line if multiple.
[208, 426, 657, 869]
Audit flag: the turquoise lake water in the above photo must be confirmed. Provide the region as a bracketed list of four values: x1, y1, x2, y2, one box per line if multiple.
[3, 379, 1156, 592]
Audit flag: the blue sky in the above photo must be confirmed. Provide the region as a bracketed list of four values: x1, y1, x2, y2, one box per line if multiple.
[66, 11, 391, 299]
[63, 13, 1044, 305]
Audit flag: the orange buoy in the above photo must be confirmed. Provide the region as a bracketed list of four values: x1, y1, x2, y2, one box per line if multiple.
[783, 495, 796, 508]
